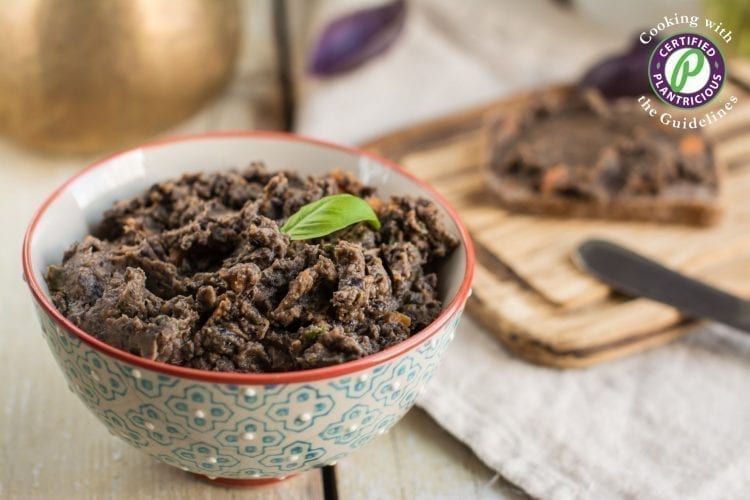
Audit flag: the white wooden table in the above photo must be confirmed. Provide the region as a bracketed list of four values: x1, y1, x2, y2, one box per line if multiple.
[0, 139, 526, 499]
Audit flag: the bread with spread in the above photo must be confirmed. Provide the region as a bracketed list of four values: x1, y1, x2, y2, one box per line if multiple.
[482, 89, 722, 226]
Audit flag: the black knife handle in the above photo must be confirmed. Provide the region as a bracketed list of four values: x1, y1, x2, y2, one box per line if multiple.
[575, 239, 750, 333]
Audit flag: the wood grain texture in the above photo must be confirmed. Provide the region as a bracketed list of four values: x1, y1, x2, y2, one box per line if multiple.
[472, 161, 750, 308]
[335, 409, 529, 500]
[363, 72, 750, 368]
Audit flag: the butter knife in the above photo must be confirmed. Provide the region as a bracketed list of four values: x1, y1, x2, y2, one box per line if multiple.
[573, 239, 750, 332]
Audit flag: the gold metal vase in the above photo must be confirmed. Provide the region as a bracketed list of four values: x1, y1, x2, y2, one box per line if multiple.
[0, 0, 240, 154]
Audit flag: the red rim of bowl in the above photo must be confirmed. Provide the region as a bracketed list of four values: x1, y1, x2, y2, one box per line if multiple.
[22, 130, 475, 385]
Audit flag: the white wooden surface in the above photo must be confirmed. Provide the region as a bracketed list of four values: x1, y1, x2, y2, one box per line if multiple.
[336, 409, 527, 500]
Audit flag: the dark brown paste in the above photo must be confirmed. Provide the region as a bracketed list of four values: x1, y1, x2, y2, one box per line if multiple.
[45, 164, 458, 373]
[489, 90, 717, 200]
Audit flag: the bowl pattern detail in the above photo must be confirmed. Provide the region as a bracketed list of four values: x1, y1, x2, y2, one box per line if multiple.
[35, 304, 462, 479]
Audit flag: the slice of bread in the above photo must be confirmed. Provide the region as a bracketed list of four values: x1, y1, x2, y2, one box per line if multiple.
[482, 88, 723, 226]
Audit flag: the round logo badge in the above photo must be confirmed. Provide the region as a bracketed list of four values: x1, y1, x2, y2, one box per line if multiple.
[648, 33, 725, 108]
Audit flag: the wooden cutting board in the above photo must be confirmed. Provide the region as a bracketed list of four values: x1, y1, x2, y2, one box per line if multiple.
[362, 72, 750, 368]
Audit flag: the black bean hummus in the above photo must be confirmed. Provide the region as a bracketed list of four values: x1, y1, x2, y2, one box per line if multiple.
[46, 164, 458, 373]
[490, 90, 717, 200]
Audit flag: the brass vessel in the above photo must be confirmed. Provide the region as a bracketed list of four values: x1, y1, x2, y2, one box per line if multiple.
[0, 0, 240, 154]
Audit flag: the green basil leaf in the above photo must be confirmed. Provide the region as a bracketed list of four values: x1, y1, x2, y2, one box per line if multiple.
[281, 193, 381, 240]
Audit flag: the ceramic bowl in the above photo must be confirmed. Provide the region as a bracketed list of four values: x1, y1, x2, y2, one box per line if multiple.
[22, 132, 474, 486]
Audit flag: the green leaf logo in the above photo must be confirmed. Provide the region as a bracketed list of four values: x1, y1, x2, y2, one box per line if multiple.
[669, 48, 705, 92]
[280, 193, 381, 240]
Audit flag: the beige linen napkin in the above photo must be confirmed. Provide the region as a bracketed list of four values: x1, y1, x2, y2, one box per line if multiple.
[421, 317, 750, 499]
[293, 0, 750, 498]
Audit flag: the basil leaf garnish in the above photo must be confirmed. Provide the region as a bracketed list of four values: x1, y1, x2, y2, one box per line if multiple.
[281, 193, 381, 240]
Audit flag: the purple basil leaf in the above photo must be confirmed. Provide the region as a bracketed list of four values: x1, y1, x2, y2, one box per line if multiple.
[580, 53, 651, 99]
[626, 32, 659, 54]
[309, 0, 406, 76]
[579, 33, 659, 99]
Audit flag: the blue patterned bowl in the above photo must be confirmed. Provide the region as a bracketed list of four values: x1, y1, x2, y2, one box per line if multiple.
[22, 132, 474, 486]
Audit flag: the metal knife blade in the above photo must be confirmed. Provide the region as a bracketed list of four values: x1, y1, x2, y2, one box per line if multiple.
[573, 239, 750, 333]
